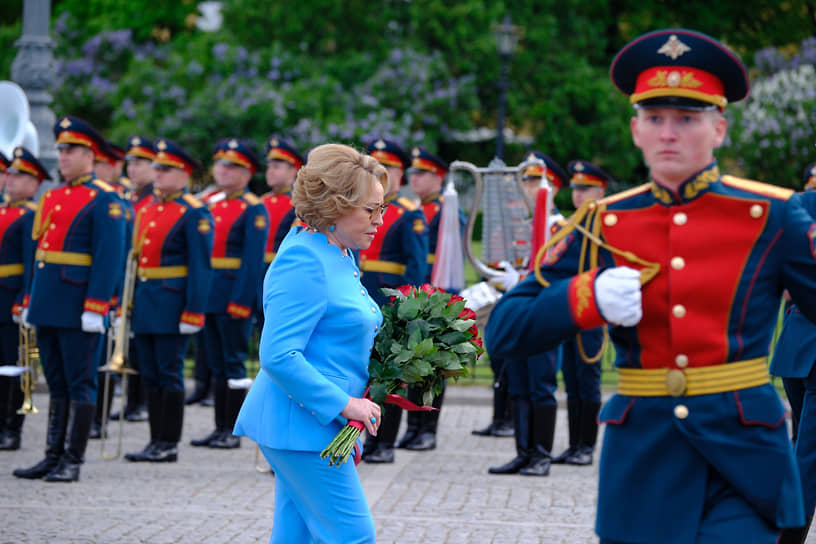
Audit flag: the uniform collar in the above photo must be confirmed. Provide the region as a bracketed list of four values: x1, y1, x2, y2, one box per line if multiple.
[6, 198, 33, 207]
[226, 188, 246, 200]
[67, 173, 94, 187]
[422, 192, 441, 204]
[157, 189, 184, 203]
[650, 162, 720, 205]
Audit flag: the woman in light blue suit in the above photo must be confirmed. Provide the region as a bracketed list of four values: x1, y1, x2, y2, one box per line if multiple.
[235, 143, 388, 543]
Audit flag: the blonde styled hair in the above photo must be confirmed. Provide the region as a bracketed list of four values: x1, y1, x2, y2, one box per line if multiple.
[292, 143, 388, 232]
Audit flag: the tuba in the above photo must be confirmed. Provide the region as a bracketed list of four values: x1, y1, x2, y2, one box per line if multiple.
[0, 81, 39, 158]
[99, 247, 139, 460]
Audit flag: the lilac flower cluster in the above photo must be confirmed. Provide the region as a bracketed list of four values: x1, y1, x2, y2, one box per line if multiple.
[48, 12, 479, 170]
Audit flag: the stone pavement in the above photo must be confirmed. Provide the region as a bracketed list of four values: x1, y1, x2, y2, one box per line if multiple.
[1, 387, 811, 543]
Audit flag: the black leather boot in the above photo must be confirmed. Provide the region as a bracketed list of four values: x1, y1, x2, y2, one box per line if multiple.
[191, 379, 226, 446]
[552, 399, 581, 464]
[0, 378, 25, 450]
[406, 383, 444, 451]
[472, 378, 513, 437]
[395, 387, 420, 448]
[520, 403, 557, 476]
[13, 397, 69, 479]
[489, 397, 531, 474]
[45, 401, 95, 482]
[147, 391, 184, 462]
[209, 386, 244, 449]
[777, 516, 813, 544]
[567, 401, 601, 466]
[123, 374, 148, 421]
[363, 404, 401, 464]
[125, 389, 161, 462]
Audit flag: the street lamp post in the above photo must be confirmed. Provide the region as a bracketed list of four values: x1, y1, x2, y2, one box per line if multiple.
[494, 14, 519, 161]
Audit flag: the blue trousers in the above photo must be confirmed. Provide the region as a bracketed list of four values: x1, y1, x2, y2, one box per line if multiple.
[600, 466, 780, 543]
[204, 313, 250, 380]
[506, 347, 560, 405]
[794, 363, 816, 514]
[37, 326, 104, 403]
[133, 333, 189, 392]
[561, 329, 603, 403]
[259, 446, 375, 543]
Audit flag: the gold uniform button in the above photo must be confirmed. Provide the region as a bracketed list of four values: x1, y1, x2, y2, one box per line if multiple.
[43, 242, 49, 249]
[37, 262, 44, 269]
[55, 205, 61, 211]
[674, 404, 689, 419]
[354, 272, 359, 277]
[672, 304, 686, 318]
[666, 369, 687, 396]
[604, 214, 618, 227]
[361, 289, 366, 295]
[371, 307, 377, 313]
[158, 206, 164, 212]
[750, 204, 763, 218]
[671, 257, 685, 270]
[675, 354, 689, 368]
[673, 212, 687, 226]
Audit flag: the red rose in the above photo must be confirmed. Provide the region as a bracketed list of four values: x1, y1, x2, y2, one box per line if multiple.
[459, 307, 476, 321]
[419, 283, 437, 295]
[446, 293, 465, 307]
[396, 285, 415, 296]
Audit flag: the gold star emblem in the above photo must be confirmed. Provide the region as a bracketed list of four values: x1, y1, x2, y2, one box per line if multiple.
[657, 35, 691, 60]
[157, 140, 167, 150]
[412, 147, 420, 156]
[375, 139, 386, 149]
[667, 71, 682, 87]
[131, 137, 141, 146]
[59, 118, 72, 128]
[574, 162, 585, 172]
[228, 139, 238, 149]
[270, 138, 278, 147]
[15, 148, 23, 157]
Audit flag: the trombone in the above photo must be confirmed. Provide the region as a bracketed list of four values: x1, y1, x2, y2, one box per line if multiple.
[17, 323, 39, 414]
[100, 247, 139, 460]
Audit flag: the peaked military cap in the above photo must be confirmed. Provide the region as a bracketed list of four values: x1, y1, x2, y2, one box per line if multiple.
[125, 136, 155, 160]
[568, 160, 612, 190]
[97, 140, 126, 165]
[804, 163, 816, 192]
[264, 136, 303, 169]
[410, 146, 448, 178]
[522, 150, 568, 192]
[152, 138, 200, 175]
[0, 151, 9, 172]
[53, 115, 106, 155]
[8, 146, 51, 182]
[218, 138, 263, 175]
[367, 138, 409, 169]
[610, 29, 749, 110]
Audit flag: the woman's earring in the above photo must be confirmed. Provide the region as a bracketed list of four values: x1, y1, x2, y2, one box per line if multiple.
[329, 224, 335, 232]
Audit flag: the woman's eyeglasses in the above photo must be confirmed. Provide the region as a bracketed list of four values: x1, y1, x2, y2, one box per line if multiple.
[362, 203, 389, 221]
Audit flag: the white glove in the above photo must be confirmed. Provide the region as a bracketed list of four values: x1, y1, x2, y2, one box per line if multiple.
[179, 322, 202, 335]
[21, 308, 29, 328]
[12, 313, 20, 325]
[594, 266, 643, 327]
[80, 311, 106, 334]
[489, 261, 521, 292]
[110, 316, 122, 337]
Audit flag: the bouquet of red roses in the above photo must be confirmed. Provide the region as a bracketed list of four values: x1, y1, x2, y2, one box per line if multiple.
[320, 283, 484, 466]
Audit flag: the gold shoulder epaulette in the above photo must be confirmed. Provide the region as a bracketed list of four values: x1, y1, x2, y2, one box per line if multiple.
[242, 192, 261, 205]
[721, 175, 793, 201]
[397, 196, 418, 211]
[182, 194, 204, 208]
[118, 176, 133, 188]
[597, 182, 652, 206]
[92, 179, 115, 192]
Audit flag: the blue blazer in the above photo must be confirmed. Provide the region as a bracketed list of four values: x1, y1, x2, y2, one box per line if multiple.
[234, 227, 383, 451]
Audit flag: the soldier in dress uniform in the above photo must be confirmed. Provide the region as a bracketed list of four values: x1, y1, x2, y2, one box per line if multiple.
[256, 136, 303, 333]
[0, 147, 49, 451]
[395, 146, 464, 452]
[487, 29, 816, 542]
[359, 138, 429, 464]
[475, 151, 568, 441]
[89, 138, 141, 437]
[108, 136, 158, 424]
[549, 160, 611, 467]
[190, 138, 268, 450]
[487, 152, 569, 476]
[13, 116, 126, 482]
[124, 138, 214, 463]
[769, 162, 816, 543]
